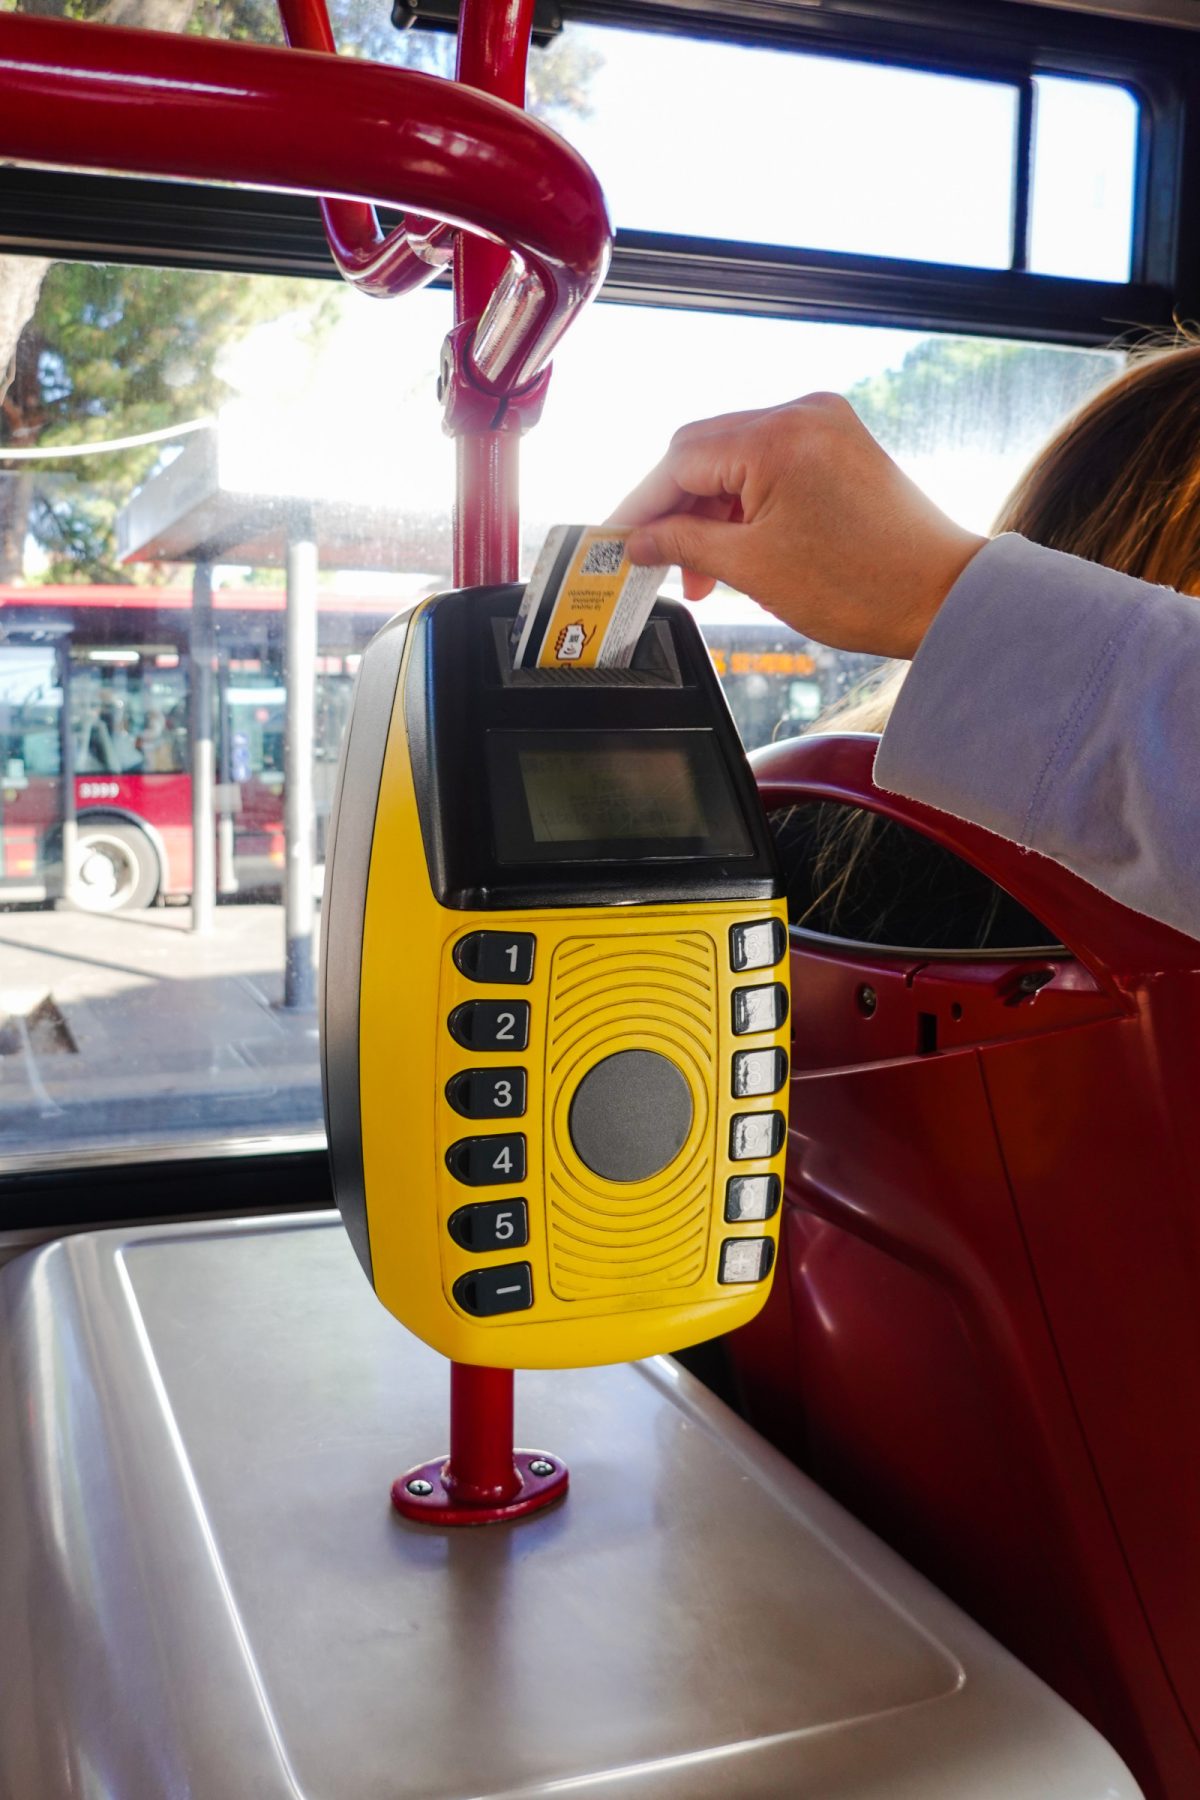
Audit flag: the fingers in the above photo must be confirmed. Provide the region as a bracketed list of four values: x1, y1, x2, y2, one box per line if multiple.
[605, 406, 776, 528]
[625, 510, 744, 586]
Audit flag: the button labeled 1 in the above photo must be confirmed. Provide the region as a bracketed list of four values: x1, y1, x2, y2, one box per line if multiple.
[454, 931, 536, 984]
[446, 1067, 527, 1119]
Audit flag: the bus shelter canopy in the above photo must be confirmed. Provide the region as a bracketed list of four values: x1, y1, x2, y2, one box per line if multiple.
[117, 428, 451, 574]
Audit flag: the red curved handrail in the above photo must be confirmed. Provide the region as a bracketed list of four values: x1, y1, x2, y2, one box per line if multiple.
[752, 732, 1200, 980]
[0, 11, 611, 390]
[275, 0, 454, 300]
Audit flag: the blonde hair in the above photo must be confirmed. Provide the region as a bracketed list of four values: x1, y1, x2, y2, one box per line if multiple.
[798, 335, 1200, 930]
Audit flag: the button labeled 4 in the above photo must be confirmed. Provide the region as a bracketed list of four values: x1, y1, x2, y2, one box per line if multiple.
[446, 1133, 527, 1186]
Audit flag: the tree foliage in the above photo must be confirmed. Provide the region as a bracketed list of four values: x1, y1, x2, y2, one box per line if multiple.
[3, 263, 340, 580]
[0, 0, 603, 579]
[846, 335, 1117, 458]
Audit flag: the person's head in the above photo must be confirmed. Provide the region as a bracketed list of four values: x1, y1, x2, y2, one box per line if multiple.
[821, 334, 1200, 735]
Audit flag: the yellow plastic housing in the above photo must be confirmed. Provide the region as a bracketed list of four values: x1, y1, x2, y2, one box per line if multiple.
[358, 622, 790, 1369]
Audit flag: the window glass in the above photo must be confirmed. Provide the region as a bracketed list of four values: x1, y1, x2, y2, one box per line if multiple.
[543, 27, 1019, 269]
[0, 259, 1116, 1163]
[1029, 76, 1139, 281]
[6, 5, 1141, 279]
[525, 301, 1119, 747]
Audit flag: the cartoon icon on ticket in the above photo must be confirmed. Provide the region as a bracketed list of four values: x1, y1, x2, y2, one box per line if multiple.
[554, 622, 594, 662]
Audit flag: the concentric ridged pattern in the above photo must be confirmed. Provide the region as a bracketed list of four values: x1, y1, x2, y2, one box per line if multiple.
[545, 931, 717, 1302]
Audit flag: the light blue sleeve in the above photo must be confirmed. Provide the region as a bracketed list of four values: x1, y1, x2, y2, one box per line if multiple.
[873, 532, 1200, 941]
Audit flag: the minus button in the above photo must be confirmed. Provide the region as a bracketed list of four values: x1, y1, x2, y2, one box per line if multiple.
[453, 1262, 534, 1317]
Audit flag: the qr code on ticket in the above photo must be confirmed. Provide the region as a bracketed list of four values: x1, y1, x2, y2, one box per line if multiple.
[580, 538, 626, 577]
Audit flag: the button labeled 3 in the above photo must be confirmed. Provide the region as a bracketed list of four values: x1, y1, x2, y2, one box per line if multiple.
[446, 1067, 528, 1119]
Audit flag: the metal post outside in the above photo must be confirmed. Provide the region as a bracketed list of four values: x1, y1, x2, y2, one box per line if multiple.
[215, 656, 239, 896]
[283, 510, 317, 1010]
[55, 635, 77, 905]
[189, 561, 216, 935]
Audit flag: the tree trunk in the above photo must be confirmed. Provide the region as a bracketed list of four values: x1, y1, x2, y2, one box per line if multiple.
[0, 0, 202, 577]
[0, 471, 34, 581]
[0, 256, 49, 412]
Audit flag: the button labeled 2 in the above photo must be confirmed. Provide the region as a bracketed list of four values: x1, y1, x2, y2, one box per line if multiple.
[446, 1067, 527, 1119]
[448, 1000, 530, 1052]
[448, 1199, 529, 1252]
[446, 1133, 527, 1186]
[454, 931, 536, 984]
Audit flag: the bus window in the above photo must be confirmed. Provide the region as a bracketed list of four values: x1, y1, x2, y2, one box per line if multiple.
[0, 249, 1132, 1159]
[525, 300, 1121, 748]
[71, 651, 188, 775]
[0, 642, 63, 893]
[539, 27, 1139, 282]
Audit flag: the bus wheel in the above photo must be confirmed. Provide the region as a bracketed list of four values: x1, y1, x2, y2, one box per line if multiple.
[73, 821, 160, 913]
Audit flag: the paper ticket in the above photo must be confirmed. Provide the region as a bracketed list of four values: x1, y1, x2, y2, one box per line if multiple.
[510, 526, 668, 670]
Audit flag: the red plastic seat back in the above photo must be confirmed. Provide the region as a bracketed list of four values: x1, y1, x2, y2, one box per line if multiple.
[736, 732, 1200, 1800]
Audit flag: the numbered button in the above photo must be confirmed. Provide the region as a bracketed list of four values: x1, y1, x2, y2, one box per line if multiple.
[729, 1111, 786, 1161]
[718, 1238, 775, 1285]
[732, 1047, 788, 1098]
[448, 1199, 529, 1253]
[453, 1263, 534, 1317]
[446, 1067, 527, 1119]
[454, 931, 536, 984]
[446, 1133, 527, 1187]
[448, 1000, 530, 1052]
[730, 919, 786, 972]
[732, 983, 788, 1036]
[725, 1174, 781, 1223]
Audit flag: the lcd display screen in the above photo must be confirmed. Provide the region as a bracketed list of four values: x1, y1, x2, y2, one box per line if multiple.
[487, 730, 754, 864]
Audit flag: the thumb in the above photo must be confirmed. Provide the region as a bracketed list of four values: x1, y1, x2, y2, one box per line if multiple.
[625, 512, 743, 585]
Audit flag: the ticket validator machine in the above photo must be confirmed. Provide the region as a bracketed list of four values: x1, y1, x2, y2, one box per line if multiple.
[321, 583, 790, 1517]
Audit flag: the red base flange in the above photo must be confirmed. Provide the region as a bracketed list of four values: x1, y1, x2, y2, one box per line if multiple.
[392, 1450, 569, 1526]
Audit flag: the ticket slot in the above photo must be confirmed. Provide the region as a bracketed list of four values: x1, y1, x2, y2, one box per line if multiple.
[404, 585, 779, 912]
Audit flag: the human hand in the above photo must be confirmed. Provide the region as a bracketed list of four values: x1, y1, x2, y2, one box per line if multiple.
[607, 394, 986, 660]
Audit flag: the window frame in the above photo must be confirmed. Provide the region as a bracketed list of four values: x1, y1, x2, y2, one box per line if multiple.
[0, 0, 1196, 1221]
[0, 0, 1190, 340]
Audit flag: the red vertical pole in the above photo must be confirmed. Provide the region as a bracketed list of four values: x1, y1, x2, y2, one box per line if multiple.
[443, 0, 535, 1495]
[398, 0, 567, 1526]
[442, 0, 532, 1497]
[444, 1363, 522, 1506]
[450, 0, 535, 593]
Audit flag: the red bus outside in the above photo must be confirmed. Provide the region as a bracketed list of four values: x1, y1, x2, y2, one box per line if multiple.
[0, 583, 847, 912]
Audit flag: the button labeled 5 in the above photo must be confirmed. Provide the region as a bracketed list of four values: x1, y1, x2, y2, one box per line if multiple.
[448, 1199, 530, 1252]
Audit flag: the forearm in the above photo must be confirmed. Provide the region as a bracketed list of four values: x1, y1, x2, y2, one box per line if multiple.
[874, 533, 1200, 940]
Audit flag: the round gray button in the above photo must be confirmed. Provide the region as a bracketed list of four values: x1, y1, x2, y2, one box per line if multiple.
[568, 1050, 693, 1183]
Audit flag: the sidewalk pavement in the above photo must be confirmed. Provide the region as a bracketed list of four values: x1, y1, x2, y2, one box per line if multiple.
[0, 904, 325, 1160]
